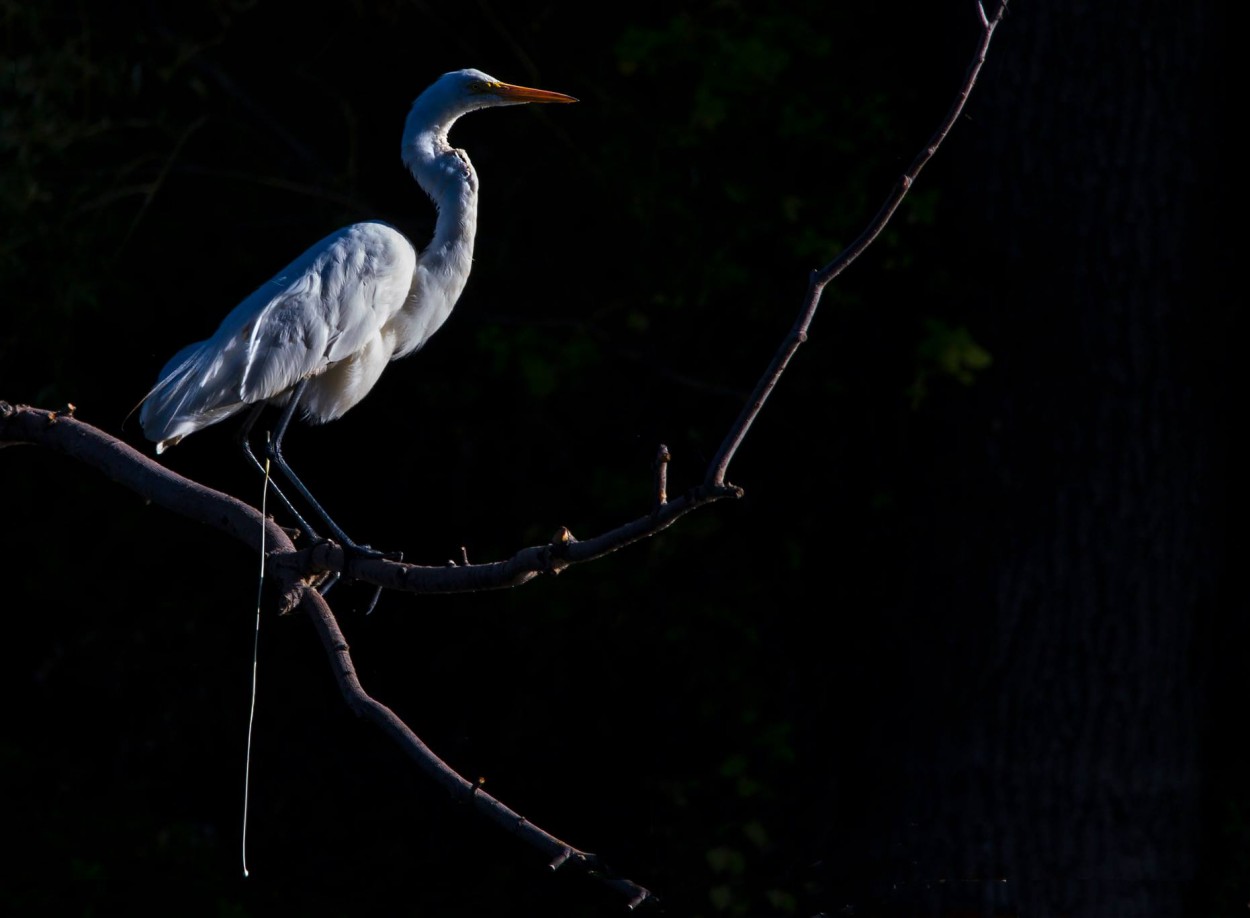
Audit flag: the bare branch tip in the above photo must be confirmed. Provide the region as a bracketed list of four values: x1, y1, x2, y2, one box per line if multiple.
[627, 890, 652, 910]
[702, 477, 744, 500]
[547, 847, 572, 871]
[653, 443, 671, 509]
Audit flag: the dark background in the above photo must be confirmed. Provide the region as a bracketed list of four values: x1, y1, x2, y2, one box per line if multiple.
[1, 2, 1238, 915]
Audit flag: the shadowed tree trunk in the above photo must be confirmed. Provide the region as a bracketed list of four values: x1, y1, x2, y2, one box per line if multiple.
[860, 2, 1229, 914]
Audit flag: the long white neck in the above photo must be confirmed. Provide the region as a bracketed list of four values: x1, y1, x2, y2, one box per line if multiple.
[394, 101, 482, 357]
[401, 105, 480, 270]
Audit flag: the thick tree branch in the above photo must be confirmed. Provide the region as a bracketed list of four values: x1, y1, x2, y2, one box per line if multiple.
[0, 399, 654, 907]
[0, 401, 737, 604]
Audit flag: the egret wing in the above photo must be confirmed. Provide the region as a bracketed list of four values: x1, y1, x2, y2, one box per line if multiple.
[238, 223, 417, 406]
[140, 223, 415, 448]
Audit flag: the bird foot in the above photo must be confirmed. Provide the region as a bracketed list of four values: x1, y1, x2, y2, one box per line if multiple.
[338, 545, 400, 615]
[307, 535, 401, 564]
[344, 543, 403, 563]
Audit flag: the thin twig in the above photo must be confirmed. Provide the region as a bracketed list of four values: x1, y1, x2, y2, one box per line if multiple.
[653, 444, 671, 510]
[707, 0, 1010, 487]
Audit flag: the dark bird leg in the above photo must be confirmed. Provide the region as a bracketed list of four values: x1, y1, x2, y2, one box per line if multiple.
[265, 379, 375, 553]
[238, 401, 343, 595]
[266, 381, 400, 614]
[239, 380, 398, 611]
[237, 402, 322, 543]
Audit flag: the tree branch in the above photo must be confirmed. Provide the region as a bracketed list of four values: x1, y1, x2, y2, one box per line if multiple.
[295, 586, 652, 908]
[1, 2, 1008, 909]
[0, 399, 655, 907]
[707, 0, 1009, 487]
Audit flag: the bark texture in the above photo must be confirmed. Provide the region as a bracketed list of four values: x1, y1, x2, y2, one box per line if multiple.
[866, 3, 1228, 914]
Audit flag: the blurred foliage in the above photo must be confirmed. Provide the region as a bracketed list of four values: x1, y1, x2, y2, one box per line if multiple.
[909, 317, 994, 407]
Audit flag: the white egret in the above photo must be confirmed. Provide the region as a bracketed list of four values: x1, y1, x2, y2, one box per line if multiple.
[139, 69, 576, 549]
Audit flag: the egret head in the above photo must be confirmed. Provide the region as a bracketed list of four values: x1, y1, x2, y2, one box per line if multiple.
[453, 68, 576, 109]
[414, 69, 577, 124]
[401, 69, 575, 203]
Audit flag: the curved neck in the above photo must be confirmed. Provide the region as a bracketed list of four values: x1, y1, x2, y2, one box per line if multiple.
[401, 102, 481, 263]
[393, 113, 481, 358]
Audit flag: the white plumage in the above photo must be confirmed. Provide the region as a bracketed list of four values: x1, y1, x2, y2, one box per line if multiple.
[140, 68, 575, 454]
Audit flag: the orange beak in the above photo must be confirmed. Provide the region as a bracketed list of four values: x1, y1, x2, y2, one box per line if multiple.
[483, 81, 578, 105]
